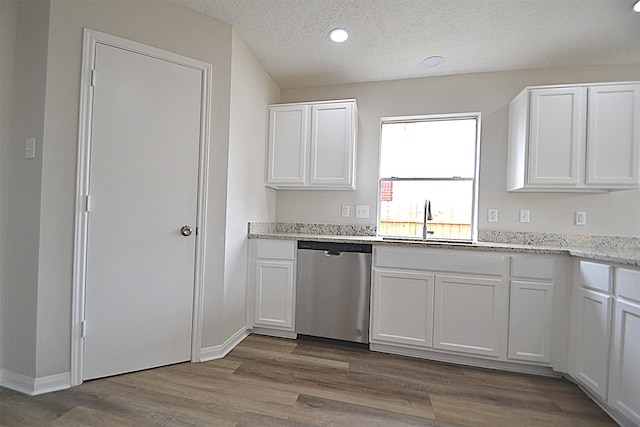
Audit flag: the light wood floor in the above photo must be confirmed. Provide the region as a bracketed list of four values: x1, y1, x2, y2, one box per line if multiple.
[1, 334, 616, 426]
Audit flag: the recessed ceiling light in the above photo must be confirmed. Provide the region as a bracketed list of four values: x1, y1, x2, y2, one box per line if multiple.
[329, 28, 349, 43]
[634, 0, 640, 12]
[422, 56, 444, 68]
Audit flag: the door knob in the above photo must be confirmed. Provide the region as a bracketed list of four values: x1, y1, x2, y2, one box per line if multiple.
[180, 225, 193, 237]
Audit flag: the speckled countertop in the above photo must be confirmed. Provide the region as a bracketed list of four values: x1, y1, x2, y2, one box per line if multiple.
[248, 222, 640, 267]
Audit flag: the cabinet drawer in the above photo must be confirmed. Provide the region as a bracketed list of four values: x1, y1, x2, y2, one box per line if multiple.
[375, 247, 506, 276]
[579, 261, 612, 293]
[255, 240, 295, 260]
[511, 256, 555, 281]
[617, 268, 640, 303]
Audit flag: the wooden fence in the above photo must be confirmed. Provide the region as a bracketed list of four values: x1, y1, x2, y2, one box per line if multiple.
[379, 220, 471, 239]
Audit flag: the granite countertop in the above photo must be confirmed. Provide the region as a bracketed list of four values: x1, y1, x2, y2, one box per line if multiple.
[248, 223, 640, 267]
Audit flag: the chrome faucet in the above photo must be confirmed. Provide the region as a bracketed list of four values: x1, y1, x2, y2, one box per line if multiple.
[422, 199, 434, 239]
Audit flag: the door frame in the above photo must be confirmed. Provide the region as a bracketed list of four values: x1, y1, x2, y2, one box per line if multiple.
[71, 29, 212, 386]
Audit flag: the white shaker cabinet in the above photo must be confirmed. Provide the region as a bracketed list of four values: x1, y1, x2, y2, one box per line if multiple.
[371, 246, 509, 360]
[507, 256, 556, 364]
[507, 82, 640, 192]
[370, 269, 435, 348]
[568, 261, 613, 400]
[608, 268, 640, 425]
[248, 240, 296, 335]
[433, 274, 507, 357]
[266, 104, 309, 186]
[587, 85, 640, 186]
[266, 99, 357, 190]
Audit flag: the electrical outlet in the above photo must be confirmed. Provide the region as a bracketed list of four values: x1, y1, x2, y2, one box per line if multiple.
[488, 209, 498, 223]
[341, 205, 350, 217]
[575, 211, 587, 226]
[355, 205, 369, 219]
[519, 209, 530, 223]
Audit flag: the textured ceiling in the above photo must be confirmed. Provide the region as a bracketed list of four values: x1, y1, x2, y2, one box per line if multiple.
[171, 0, 640, 89]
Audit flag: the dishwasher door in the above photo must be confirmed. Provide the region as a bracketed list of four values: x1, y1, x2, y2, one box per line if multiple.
[295, 241, 372, 343]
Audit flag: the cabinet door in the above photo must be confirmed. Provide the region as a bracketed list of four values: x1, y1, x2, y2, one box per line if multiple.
[371, 269, 434, 348]
[254, 260, 295, 330]
[266, 104, 310, 185]
[309, 101, 356, 188]
[586, 84, 640, 186]
[527, 87, 586, 186]
[508, 280, 553, 363]
[608, 299, 640, 424]
[433, 275, 506, 357]
[572, 287, 613, 399]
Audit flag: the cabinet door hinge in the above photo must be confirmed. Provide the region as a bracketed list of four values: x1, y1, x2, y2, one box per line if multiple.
[90, 69, 96, 87]
[85, 195, 91, 212]
[81, 320, 87, 338]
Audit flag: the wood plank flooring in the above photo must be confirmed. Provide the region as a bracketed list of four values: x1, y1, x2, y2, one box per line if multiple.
[1, 334, 616, 426]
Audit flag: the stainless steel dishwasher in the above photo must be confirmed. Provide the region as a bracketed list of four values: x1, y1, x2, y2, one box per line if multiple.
[295, 241, 372, 343]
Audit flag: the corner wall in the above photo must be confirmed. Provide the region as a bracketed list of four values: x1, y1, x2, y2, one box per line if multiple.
[222, 29, 279, 344]
[278, 64, 640, 237]
[0, 0, 20, 373]
[2, 0, 50, 380]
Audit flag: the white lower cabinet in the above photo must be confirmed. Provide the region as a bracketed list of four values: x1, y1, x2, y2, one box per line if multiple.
[507, 255, 556, 364]
[254, 260, 295, 329]
[608, 268, 640, 424]
[370, 269, 434, 348]
[248, 240, 296, 333]
[370, 246, 511, 361]
[571, 286, 613, 399]
[433, 275, 506, 357]
[569, 261, 613, 400]
[508, 280, 554, 363]
[568, 260, 640, 426]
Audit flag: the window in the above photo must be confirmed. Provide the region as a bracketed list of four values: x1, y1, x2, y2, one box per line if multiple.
[378, 114, 480, 241]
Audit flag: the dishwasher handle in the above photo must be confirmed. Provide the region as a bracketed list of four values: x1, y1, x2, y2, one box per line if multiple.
[324, 250, 343, 256]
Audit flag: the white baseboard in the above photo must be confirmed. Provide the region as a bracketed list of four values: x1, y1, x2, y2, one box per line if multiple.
[369, 343, 560, 377]
[1, 369, 70, 395]
[199, 327, 249, 362]
[250, 327, 297, 340]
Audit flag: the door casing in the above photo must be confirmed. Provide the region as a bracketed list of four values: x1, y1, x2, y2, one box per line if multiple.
[71, 29, 212, 387]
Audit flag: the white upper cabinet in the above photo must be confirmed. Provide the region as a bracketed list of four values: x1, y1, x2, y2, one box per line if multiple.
[266, 99, 357, 190]
[507, 82, 640, 192]
[266, 104, 310, 186]
[586, 85, 640, 186]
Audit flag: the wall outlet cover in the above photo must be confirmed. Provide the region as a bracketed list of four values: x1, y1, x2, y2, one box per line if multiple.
[488, 209, 498, 223]
[341, 205, 350, 217]
[575, 211, 587, 226]
[355, 205, 369, 219]
[519, 209, 530, 223]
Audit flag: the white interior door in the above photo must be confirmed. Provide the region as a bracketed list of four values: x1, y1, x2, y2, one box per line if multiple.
[83, 42, 203, 380]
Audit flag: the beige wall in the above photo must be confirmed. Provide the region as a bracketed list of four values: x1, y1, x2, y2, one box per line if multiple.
[0, 0, 20, 373]
[2, 0, 50, 379]
[223, 29, 279, 341]
[278, 64, 640, 237]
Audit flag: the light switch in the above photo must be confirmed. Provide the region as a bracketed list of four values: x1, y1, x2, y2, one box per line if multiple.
[25, 138, 36, 159]
[341, 205, 350, 217]
[519, 209, 530, 223]
[355, 205, 369, 219]
[575, 211, 587, 226]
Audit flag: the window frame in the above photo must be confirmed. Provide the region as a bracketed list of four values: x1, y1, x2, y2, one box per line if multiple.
[377, 112, 481, 242]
